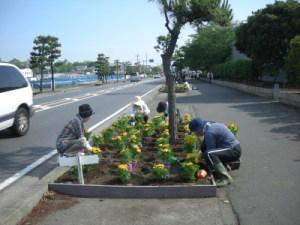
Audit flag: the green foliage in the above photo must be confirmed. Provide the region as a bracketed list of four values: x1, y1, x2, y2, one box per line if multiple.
[152, 0, 233, 144]
[285, 35, 300, 86]
[172, 48, 185, 73]
[120, 148, 133, 163]
[159, 83, 188, 93]
[152, 163, 169, 180]
[95, 53, 109, 82]
[91, 134, 104, 147]
[8, 58, 28, 68]
[183, 25, 235, 70]
[70, 165, 91, 177]
[212, 59, 257, 81]
[54, 60, 73, 73]
[235, 0, 300, 73]
[30, 35, 61, 92]
[180, 162, 199, 181]
[151, 65, 162, 74]
[117, 164, 131, 183]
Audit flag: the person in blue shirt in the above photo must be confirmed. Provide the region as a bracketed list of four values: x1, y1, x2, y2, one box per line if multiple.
[189, 118, 241, 187]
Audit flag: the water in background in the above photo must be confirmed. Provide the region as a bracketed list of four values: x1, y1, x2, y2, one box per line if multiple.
[31, 74, 126, 89]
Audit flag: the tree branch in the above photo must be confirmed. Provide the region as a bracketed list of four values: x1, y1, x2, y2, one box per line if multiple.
[164, 6, 172, 33]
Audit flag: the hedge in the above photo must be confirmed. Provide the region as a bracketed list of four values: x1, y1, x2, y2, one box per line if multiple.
[212, 59, 257, 82]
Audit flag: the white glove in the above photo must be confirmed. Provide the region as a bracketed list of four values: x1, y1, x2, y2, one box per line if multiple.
[80, 137, 92, 151]
[85, 141, 93, 151]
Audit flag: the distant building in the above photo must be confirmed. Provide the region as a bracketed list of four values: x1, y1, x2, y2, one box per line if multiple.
[20, 68, 33, 78]
[74, 65, 88, 74]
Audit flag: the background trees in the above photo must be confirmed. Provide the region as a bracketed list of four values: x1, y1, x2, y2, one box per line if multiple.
[285, 35, 300, 86]
[95, 54, 110, 83]
[152, 0, 233, 143]
[30, 35, 61, 92]
[235, 0, 300, 83]
[30, 36, 50, 93]
[47, 36, 61, 91]
[183, 25, 235, 70]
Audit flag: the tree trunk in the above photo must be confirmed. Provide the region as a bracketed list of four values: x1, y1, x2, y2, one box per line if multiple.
[161, 24, 181, 144]
[162, 55, 177, 144]
[39, 66, 44, 93]
[51, 64, 55, 91]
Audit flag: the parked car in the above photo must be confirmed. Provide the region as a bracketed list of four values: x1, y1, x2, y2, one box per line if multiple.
[140, 73, 147, 79]
[153, 73, 161, 79]
[130, 72, 141, 82]
[0, 63, 34, 136]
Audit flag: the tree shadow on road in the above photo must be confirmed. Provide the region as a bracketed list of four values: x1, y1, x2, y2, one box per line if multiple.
[230, 101, 300, 142]
[177, 80, 300, 142]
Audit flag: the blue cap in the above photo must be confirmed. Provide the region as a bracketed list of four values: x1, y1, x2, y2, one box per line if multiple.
[189, 118, 205, 132]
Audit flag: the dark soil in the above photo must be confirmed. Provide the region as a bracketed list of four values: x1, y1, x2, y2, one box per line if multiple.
[56, 129, 212, 186]
[17, 191, 79, 225]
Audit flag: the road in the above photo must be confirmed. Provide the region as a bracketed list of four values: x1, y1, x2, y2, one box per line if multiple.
[180, 80, 300, 225]
[0, 79, 162, 184]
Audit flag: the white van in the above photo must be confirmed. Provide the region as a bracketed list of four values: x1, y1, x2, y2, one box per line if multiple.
[130, 72, 141, 82]
[0, 63, 34, 136]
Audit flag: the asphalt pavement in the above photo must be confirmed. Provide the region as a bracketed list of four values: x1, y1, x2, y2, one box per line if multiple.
[1, 80, 238, 225]
[1, 79, 299, 225]
[176, 80, 300, 225]
[0, 79, 162, 183]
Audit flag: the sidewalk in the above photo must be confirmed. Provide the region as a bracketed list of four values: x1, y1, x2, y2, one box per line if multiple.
[14, 83, 238, 225]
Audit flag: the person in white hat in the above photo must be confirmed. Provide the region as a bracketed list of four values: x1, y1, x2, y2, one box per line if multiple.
[131, 96, 150, 123]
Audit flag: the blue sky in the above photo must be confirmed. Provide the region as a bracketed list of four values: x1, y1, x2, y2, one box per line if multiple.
[0, 0, 276, 65]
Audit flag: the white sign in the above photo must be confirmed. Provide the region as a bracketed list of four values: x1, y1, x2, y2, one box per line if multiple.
[58, 154, 99, 166]
[58, 153, 99, 184]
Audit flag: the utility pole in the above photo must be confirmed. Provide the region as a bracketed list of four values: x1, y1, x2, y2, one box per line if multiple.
[116, 60, 119, 82]
[136, 54, 140, 73]
[145, 53, 148, 74]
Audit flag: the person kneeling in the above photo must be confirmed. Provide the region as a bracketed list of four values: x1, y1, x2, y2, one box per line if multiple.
[189, 118, 241, 187]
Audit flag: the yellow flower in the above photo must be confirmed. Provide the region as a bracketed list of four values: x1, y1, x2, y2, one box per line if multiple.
[162, 121, 169, 129]
[160, 148, 170, 153]
[118, 164, 128, 171]
[91, 147, 102, 154]
[131, 135, 137, 139]
[186, 152, 200, 163]
[132, 144, 141, 153]
[183, 124, 190, 132]
[153, 163, 165, 169]
[183, 114, 192, 123]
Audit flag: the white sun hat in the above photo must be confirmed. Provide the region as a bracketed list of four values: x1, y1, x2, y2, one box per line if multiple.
[133, 96, 143, 106]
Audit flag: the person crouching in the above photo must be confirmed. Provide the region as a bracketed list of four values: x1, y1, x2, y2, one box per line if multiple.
[56, 104, 94, 157]
[189, 118, 241, 187]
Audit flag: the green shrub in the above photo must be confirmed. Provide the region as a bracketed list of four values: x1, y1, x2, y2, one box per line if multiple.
[285, 35, 300, 87]
[212, 59, 256, 82]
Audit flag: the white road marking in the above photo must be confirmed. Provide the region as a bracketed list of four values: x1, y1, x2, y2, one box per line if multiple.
[0, 150, 57, 192]
[0, 85, 159, 192]
[33, 81, 149, 113]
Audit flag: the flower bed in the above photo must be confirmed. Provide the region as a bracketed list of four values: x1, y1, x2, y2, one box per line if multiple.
[55, 114, 212, 186]
[159, 83, 188, 93]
